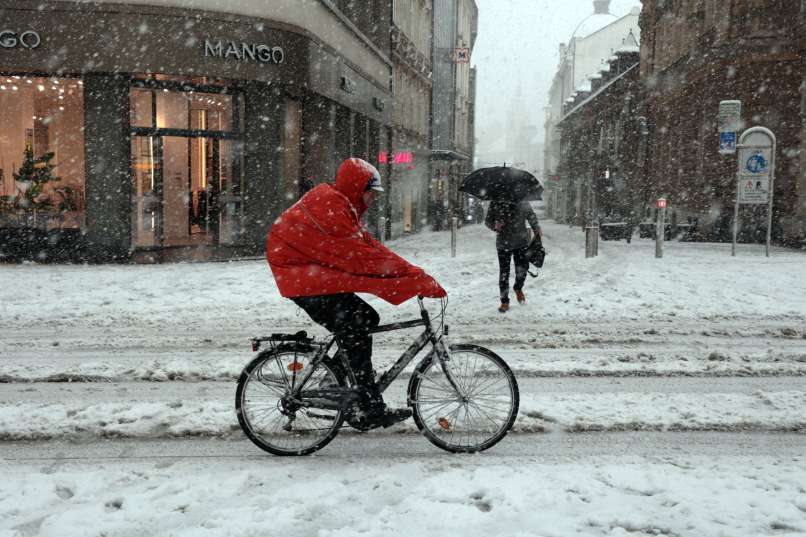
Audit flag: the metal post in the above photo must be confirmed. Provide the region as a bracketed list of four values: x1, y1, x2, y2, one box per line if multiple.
[585, 225, 599, 258]
[594, 224, 599, 256]
[766, 146, 777, 258]
[378, 216, 386, 245]
[732, 169, 740, 257]
[656, 207, 665, 259]
[450, 216, 457, 258]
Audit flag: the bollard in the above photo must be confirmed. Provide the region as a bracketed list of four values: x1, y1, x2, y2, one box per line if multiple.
[585, 225, 599, 258]
[450, 217, 458, 258]
[378, 216, 386, 245]
[655, 209, 665, 259]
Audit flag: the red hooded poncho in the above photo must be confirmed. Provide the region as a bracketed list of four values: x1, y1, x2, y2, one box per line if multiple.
[267, 158, 446, 305]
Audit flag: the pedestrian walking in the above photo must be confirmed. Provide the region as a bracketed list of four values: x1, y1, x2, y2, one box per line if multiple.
[485, 200, 541, 313]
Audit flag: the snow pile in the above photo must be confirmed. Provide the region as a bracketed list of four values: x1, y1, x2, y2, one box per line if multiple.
[2, 390, 804, 441]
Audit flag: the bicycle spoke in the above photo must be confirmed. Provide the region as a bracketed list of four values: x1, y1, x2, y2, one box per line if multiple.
[239, 349, 344, 455]
[412, 347, 518, 452]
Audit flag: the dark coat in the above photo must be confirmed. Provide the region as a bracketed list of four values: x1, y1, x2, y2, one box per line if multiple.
[485, 200, 541, 250]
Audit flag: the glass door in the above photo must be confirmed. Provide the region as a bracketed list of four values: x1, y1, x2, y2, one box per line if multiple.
[131, 136, 161, 248]
[130, 82, 244, 250]
[162, 136, 191, 246]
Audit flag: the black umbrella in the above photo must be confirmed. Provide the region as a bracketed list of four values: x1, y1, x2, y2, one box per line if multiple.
[459, 166, 543, 201]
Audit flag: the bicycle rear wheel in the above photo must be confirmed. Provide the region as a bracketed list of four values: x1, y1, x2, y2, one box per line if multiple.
[409, 344, 519, 453]
[236, 344, 346, 456]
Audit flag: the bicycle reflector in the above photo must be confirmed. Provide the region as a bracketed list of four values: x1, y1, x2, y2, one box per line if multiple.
[251, 339, 260, 352]
[287, 361, 304, 372]
[438, 417, 452, 431]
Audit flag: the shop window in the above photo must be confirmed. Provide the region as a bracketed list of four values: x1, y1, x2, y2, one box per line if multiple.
[129, 81, 243, 249]
[134, 88, 234, 132]
[0, 76, 85, 230]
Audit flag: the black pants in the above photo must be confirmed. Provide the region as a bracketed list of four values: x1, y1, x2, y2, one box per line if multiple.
[291, 293, 380, 385]
[497, 247, 529, 303]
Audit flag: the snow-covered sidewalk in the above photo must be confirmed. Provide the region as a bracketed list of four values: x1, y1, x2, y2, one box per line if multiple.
[2, 221, 805, 333]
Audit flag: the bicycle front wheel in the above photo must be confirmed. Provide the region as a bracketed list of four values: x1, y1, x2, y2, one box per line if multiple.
[236, 345, 346, 456]
[409, 344, 519, 453]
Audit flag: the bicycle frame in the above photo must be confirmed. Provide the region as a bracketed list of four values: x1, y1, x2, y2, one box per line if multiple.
[284, 297, 460, 401]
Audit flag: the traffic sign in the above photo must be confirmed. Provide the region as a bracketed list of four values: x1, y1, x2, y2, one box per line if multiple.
[452, 48, 470, 63]
[738, 147, 772, 205]
[656, 198, 667, 209]
[718, 100, 741, 154]
[732, 126, 776, 257]
[719, 132, 737, 154]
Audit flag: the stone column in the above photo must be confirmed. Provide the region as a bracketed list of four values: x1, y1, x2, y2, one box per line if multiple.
[83, 73, 132, 262]
[242, 81, 284, 254]
[301, 97, 336, 185]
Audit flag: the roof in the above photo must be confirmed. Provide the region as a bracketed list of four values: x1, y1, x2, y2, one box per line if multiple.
[558, 63, 639, 124]
[573, 13, 619, 40]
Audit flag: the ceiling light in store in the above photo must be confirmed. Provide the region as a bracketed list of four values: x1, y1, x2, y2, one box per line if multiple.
[37, 85, 45, 91]
[0, 86, 5, 90]
[59, 106, 64, 111]
[12, 86, 18, 91]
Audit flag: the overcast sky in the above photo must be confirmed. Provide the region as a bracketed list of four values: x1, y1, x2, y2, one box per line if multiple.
[472, 0, 642, 154]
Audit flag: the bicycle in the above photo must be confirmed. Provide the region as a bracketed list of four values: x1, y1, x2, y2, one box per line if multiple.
[235, 297, 519, 455]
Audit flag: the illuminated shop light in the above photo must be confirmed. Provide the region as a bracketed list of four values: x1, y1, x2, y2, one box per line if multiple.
[378, 151, 414, 165]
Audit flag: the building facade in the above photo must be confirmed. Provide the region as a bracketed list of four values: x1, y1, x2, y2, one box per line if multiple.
[0, 0, 393, 262]
[430, 0, 477, 230]
[543, 0, 641, 220]
[556, 37, 642, 227]
[389, 0, 433, 237]
[551, 1, 806, 247]
[639, 0, 804, 245]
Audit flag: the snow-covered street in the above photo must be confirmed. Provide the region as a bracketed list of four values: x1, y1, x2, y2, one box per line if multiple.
[3, 435, 806, 537]
[2, 220, 806, 535]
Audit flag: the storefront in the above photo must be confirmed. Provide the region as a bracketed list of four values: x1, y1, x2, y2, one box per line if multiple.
[0, 0, 392, 262]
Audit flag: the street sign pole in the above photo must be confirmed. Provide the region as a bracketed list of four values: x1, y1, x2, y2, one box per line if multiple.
[655, 198, 666, 259]
[731, 177, 739, 257]
[765, 143, 777, 258]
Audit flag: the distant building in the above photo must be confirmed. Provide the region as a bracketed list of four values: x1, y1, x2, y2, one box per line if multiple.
[553, 1, 806, 247]
[555, 33, 642, 227]
[389, 0, 433, 237]
[430, 0, 478, 230]
[543, 0, 641, 219]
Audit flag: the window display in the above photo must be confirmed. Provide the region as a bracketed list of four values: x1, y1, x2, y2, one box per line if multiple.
[0, 76, 85, 230]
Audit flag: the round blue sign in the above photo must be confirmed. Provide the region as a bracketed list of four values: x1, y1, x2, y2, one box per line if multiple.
[746, 153, 767, 174]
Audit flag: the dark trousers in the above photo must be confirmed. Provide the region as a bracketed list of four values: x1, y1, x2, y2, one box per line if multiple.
[497, 247, 529, 303]
[291, 293, 380, 385]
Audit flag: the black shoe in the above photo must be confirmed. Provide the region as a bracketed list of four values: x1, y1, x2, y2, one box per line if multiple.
[348, 402, 412, 431]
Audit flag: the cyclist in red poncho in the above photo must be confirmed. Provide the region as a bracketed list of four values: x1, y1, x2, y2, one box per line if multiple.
[267, 158, 446, 428]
